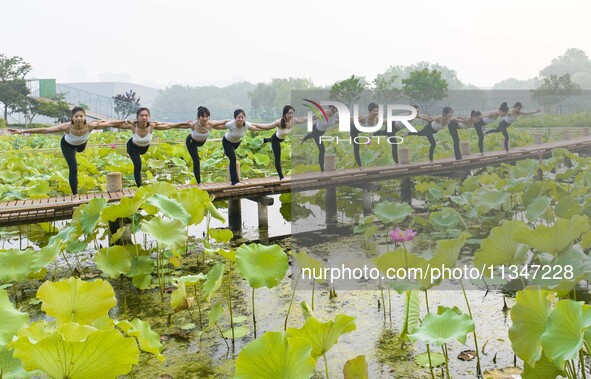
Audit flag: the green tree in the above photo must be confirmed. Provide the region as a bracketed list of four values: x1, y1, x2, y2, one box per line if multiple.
[402, 69, 448, 112]
[531, 73, 581, 114]
[377, 62, 474, 90]
[330, 75, 366, 107]
[371, 74, 400, 104]
[0, 54, 32, 122]
[113, 89, 141, 119]
[249, 77, 314, 119]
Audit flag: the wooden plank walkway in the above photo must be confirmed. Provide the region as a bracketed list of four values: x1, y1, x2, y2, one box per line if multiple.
[1, 137, 590, 226]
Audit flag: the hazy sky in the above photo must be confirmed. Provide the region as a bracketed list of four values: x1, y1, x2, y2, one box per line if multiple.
[2, 0, 590, 89]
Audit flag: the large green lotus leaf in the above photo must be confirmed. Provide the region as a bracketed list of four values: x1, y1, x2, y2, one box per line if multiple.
[554, 195, 583, 220]
[0, 248, 36, 283]
[508, 288, 554, 367]
[94, 246, 132, 278]
[373, 201, 414, 224]
[117, 319, 164, 362]
[372, 248, 431, 290]
[286, 314, 356, 358]
[540, 300, 591, 370]
[234, 331, 315, 379]
[0, 289, 29, 346]
[146, 194, 191, 225]
[531, 246, 591, 292]
[290, 251, 325, 283]
[11, 323, 139, 379]
[522, 354, 565, 379]
[400, 290, 420, 341]
[127, 255, 154, 290]
[209, 228, 233, 243]
[343, 355, 368, 379]
[474, 220, 529, 273]
[37, 277, 117, 325]
[236, 244, 288, 289]
[174, 187, 209, 225]
[77, 198, 108, 235]
[430, 233, 469, 269]
[100, 196, 144, 222]
[470, 187, 510, 215]
[26, 181, 51, 198]
[202, 262, 225, 302]
[140, 217, 187, 250]
[0, 345, 37, 379]
[513, 215, 589, 256]
[526, 196, 552, 222]
[429, 207, 465, 230]
[408, 307, 475, 346]
[205, 247, 236, 262]
[135, 182, 177, 199]
[31, 239, 63, 271]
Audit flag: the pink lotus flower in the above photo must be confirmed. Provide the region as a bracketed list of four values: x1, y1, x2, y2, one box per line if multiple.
[389, 228, 417, 242]
[111, 144, 117, 149]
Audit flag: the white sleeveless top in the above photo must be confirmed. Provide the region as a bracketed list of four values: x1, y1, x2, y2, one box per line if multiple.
[431, 120, 446, 131]
[132, 125, 153, 147]
[276, 127, 291, 139]
[224, 120, 252, 143]
[482, 116, 496, 124]
[315, 114, 337, 132]
[191, 124, 210, 141]
[504, 114, 517, 124]
[64, 128, 90, 146]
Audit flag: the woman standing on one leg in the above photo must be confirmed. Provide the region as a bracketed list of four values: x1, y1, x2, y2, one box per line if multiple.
[301, 105, 338, 171]
[485, 102, 540, 152]
[351, 102, 383, 168]
[8, 106, 120, 196]
[409, 106, 455, 162]
[252, 105, 306, 180]
[174, 106, 229, 184]
[473, 102, 510, 155]
[219, 109, 263, 185]
[102, 107, 190, 187]
[373, 104, 419, 164]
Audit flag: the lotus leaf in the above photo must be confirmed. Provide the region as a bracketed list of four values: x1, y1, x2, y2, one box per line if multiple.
[146, 193, 191, 224]
[234, 331, 315, 379]
[343, 355, 368, 379]
[236, 244, 288, 289]
[94, 246, 132, 278]
[408, 307, 474, 346]
[0, 289, 29, 346]
[540, 300, 591, 370]
[117, 318, 164, 361]
[373, 201, 414, 225]
[202, 262, 225, 302]
[513, 215, 589, 256]
[508, 287, 554, 367]
[37, 277, 117, 325]
[286, 314, 356, 358]
[0, 248, 36, 283]
[140, 217, 187, 250]
[11, 322, 139, 379]
[474, 220, 529, 274]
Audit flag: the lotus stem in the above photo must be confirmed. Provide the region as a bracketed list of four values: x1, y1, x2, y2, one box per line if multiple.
[284, 271, 301, 330]
[252, 288, 257, 338]
[387, 280, 392, 324]
[460, 280, 482, 377]
[424, 290, 435, 379]
[215, 323, 230, 352]
[194, 286, 203, 330]
[226, 279, 235, 349]
[311, 280, 316, 311]
[323, 353, 330, 379]
[378, 276, 386, 319]
[443, 344, 451, 379]
[580, 350, 587, 379]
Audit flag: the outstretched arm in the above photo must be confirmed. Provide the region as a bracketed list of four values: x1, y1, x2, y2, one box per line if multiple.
[154, 121, 192, 130]
[208, 119, 232, 128]
[7, 123, 69, 134]
[250, 119, 280, 130]
[293, 116, 308, 124]
[91, 119, 131, 130]
[518, 109, 542, 116]
[417, 113, 434, 122]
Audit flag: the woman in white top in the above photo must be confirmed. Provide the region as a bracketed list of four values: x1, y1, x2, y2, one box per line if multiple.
[8, 106, 120, 196]
[218, 109, 262, 185]
[472, 102, 510, 154]
[409, 106, 456, 162]
[252, 105, 306, 180]
[100, 107, 190, 187]
[300, 105, 338, 171]
[169, 106, 230, 184]
[485, 102, 541, 152]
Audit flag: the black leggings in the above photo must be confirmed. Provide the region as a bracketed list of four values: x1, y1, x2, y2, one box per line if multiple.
[412, 123, 438, 162]
[350, 126, 362, 167]
[374, 129, 401, 163]
[474, 120, 485, 153]
[269, 133, 286, 179]
[447, 120, 462, 160]
[302, 124, 326, 171]
[186, 135, 206, 184]
[486, 120, 511, 151]
[126, 138, 150, 187]
[222, 136, 241, 184]
[60, 136, 87, 195]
